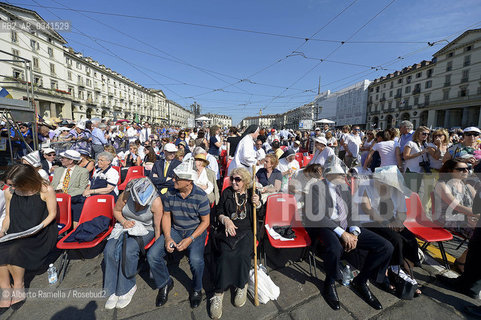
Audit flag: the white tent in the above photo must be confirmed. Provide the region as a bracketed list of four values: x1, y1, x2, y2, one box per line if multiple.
[315, 119, 335, 124]
[195, 116, 211, 121]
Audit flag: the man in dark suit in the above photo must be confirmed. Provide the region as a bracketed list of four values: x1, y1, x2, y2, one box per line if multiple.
[305, 157, 393, 311]
[150, 143, 182, 196]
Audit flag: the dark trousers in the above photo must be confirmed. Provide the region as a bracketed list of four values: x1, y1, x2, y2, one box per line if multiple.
[310, 227, 393, 285]
[459, 223, 481, 295]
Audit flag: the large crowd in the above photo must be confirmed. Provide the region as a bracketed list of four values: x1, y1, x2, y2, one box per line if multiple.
[0, 118, 480, 318]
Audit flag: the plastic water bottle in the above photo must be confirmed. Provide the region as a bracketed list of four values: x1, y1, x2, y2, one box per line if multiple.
[47, 264, 57, 284]
[341, 265, 353, 286]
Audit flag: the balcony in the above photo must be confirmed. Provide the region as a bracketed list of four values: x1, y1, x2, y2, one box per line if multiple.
[444, 82, 451, 87]
[94, 85, 101, 92]
[380, 97, 386, 102]
[413, 88, 421, 95]
[77, 79, 85, 87]
[371, 110, 380, 115]
[395, 94, 402, 99]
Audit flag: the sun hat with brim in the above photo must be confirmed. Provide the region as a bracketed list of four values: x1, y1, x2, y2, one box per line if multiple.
[294, 140, 301, 145]
[314, 137, 328, 145]
[60, 150, 81, 161]
[78, 148, 91, 157]
[173, 158, 198, 181]
[323, 155, 347, 176]
[194, 153, 210, 166]
[373, 165, 413, 196]
[280, 148, 295, 160]
[22, 151, 41, 167]
[463, 127, 481, 134]
[126, 178, 157, 206]
[42, 148, 55, 155]
[163, 143, 178, 153]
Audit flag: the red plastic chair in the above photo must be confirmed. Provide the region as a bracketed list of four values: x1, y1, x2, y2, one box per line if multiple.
[303, 154, 313, 167]
[56, 193, 72, 235]
[118, 166, 145, 191]
[404, 192, 453, 269]
[264, 193, 314, 275]
[221, 176, 231, 192]
[295, 153, 304, 168]
[56, 195, 116, 281]
[112, 166, 121, 185]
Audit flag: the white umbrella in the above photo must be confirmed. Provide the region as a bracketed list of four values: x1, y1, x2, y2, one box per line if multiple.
[315, 119, 335, 124]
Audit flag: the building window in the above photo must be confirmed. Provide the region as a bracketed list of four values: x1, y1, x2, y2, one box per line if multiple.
[465, 45, 472, 52]
[447, 52, 454, 58]
[459, 86, 468, 97]
[11, 30, 18, 43]
[68, 86, 73, 94]
[425, 80, 432, 89]
[50, 80, 58, 90]
[12, 69, 23, 79]
[33, 75, 42, 86]
[398, 78, 402, 84]
[416, 72, 422, 78]
[12, 48, 19, 58]
[464, 55, 471, 67]
[50, 63, 55, 75]
[443, 89, 450, 100]
[446, 61, 452, 71]
[424, 94, 430, 106]
[389, 90, 393, 97]
[32, 57, 39, 68]
[30, 39, 39, 51]
[444, 74, 451, 87]
[427, 69, 433, 78]
[406, 76, 412, 84]
[375, 94, 378, 100]
[414, 96, 419, 105]
[390, 82, 394, 89]
[462, 70, 469, 83]
[48, 47, 53, 57]
[405, 86, 411, 93]
[67, 71, 72, 80]
[76, 62, 81, 69]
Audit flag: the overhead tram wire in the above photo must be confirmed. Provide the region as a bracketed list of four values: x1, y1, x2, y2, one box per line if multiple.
[262, 0, 399, 112]
[10, 2, 429, 45]
[31, 0, 189, 103]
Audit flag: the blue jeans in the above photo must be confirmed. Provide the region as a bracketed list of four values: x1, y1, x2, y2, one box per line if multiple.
[147, 228, 207, 292]
[103, 231, 154, 296]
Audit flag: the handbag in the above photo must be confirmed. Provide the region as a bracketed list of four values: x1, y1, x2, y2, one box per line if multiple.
[248, 265, 280, 304]
[388, 263, 418, 300]
[212, 226, 249, 250]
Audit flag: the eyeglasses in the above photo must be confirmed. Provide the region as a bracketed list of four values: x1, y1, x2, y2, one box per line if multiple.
[433, 134, 444, 138]
[454, 167, 469, 172]
[230, 176, 242, 183]
[420, 132, 429, 136]
[465, 132, 479, 137]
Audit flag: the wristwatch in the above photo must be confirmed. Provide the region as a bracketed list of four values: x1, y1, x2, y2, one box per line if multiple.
[190, 235, 195, 242]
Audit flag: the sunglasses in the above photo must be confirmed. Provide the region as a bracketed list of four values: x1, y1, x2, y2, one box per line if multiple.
[230, 176, 242, 183]
[454, 167, 469, 172]
[465, 132, 479, 137]
[433, 134, 444, 138]
[420, 132, 429, 136]
[46, 153, 56, 156]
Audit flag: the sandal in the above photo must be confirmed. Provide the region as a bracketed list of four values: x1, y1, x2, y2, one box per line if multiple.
[453, 260, 465, 274]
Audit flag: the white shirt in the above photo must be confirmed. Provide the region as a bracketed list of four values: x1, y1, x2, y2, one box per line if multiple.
[139, 127, 151, 143]
[228, 134, 257, 175]
[311, 147, 335, 167]
[256, 147, 266, 162]
[194, 168, 214, 196]
[126, 127, 139, 143]
[345, 134, 362, 157]
[404, 141, 425, 173]
[0, 190, 5, 228]
[371, 141, 400, 167]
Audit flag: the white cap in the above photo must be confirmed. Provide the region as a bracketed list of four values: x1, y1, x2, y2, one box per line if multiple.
[315, 127, 320, 131]
[77, 121, 86, 130]
[314, 137, 328, 145]
[164, 143, 178, 153]
[463, 127, 481, 134]
[173, 158, 198, 181]
[42, 148, 55, 155]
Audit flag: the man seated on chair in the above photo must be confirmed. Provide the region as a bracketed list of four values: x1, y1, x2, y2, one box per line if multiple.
[149, 143, 182, 198]
[305, 156, 394, 311]
[51, 150, 90, 228]
[147, 158, 210, 309]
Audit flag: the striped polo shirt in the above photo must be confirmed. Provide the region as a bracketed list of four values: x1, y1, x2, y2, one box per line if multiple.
[163, 184, 210, 230]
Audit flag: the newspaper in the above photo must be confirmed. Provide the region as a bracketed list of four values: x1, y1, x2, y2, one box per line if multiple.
[0, 223, 44, 243]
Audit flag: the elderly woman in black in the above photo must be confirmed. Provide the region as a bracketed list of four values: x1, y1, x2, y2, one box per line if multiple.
[210, 167, 264, 319]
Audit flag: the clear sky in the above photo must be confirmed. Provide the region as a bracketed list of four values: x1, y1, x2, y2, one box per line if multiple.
[8, 0, 481, 124]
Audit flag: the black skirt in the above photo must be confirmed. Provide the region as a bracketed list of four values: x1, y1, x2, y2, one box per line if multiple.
[214, 231, 253, 291]
[0, 192, 57, 270]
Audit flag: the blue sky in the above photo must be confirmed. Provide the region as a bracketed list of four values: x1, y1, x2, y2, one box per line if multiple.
[10, 0, 481, 124]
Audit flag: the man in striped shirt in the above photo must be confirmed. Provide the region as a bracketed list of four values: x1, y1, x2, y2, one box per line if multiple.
[147, 159, 210, 309]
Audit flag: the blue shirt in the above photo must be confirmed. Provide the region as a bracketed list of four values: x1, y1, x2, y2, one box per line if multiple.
[163, 184, 210, 230]
[399, 131, 414, 153]
[91, 127, 107, 145]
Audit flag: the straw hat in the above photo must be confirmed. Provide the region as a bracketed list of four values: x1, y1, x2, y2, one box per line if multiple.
[194, 153, 210, 166]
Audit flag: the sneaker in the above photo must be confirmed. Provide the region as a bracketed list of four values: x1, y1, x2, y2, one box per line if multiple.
[116, 285, 137, 309]
[234, 283, 248, 307]
[105, 294, 119, 310]
[210, 293, 223, 319]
